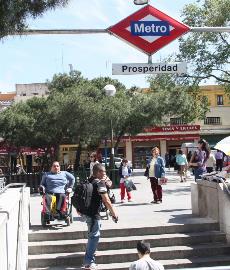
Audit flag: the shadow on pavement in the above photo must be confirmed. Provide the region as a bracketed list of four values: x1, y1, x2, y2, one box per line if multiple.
[163, 187, 191, 195]
[154, 208, 190, 213]
[116, 203, 151, 207]
[30, 223, 68, 231]
[168, 213, 194, 223]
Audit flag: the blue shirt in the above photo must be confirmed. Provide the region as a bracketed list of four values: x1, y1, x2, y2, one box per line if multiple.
[40, 171, 75, 194]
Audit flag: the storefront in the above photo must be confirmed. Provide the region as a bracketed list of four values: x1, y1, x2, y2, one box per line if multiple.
[122, 125, 201, 168]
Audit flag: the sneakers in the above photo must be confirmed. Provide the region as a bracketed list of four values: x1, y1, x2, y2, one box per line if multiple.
[82, 263, 97, 270]
[121, 199, 125, 203]
[151, 200, 158, 204]
[128, 199, 133, 202]
[151, 200, 162, 204]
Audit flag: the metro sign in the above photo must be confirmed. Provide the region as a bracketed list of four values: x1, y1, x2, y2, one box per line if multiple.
[108, 5, 190, 55]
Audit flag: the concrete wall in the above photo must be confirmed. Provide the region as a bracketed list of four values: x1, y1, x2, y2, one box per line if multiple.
[0, 187, 30, 270]
[191, 180, 230, 242]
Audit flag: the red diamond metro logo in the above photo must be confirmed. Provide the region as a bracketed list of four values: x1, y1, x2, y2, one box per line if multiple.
[108, 5, 190, 55]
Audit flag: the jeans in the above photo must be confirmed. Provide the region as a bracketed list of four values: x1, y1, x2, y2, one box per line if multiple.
[84, 216, 101, 265]
[194, 167, 206, 181]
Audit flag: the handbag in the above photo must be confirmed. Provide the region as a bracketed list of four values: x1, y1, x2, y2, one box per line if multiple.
[144, 167, 149, 177]
[124, 178, 137, 191]
[159, 178, 168, 185]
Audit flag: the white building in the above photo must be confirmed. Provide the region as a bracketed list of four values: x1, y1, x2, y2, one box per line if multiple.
[14, 83, 49, 102]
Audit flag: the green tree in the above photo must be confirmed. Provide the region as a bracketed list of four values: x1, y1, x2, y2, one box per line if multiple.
[177, 0, 230, 92]
[0, 0, 69, 39]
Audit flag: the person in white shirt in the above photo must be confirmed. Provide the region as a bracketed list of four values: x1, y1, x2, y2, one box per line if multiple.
[206, 152, 216, 173]
[129, 240, 164, 270]
[89, 152, 99, 177]
[119, 158, 132, 203]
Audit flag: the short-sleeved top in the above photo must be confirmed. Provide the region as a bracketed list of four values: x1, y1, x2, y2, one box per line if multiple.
[176, 154, 188, 166]
[88, 177, 107, 218]
[129, 257, 164, 270]
[40, 171, 75, 194]
[194, 150, 207, 169]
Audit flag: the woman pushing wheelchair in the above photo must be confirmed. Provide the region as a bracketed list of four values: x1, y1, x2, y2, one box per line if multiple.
[40, 161, 75, 226]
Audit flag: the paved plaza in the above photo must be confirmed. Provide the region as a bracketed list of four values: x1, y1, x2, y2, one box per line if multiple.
[29, 169, 213, 232]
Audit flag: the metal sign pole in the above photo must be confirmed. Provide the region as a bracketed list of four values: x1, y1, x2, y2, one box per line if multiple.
[13, 27, 230, 36]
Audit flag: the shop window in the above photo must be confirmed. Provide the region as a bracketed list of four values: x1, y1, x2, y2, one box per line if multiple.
[170, 118, 187, 125]
[204, 117, 221, 125]
[217, 95, 224, 105]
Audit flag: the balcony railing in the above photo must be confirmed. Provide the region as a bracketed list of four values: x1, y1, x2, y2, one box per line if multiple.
[204, 117, 221, 125]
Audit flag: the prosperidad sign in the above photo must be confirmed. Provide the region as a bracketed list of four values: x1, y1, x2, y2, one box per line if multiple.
[112, 62, 187, 75]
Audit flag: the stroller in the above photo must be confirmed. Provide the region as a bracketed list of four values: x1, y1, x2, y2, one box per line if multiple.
[40, 188, 73, 227]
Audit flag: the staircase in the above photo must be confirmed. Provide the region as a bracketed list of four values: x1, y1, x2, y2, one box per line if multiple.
[28, 221, 230, 270]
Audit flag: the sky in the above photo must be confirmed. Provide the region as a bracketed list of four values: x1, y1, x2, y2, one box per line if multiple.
[0, 0, 196, 93]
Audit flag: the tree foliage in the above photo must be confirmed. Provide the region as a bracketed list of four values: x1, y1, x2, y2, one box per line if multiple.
[0, 70, 210, 167]
[0, 0, 69, 39]
[177, 0, 230, 92]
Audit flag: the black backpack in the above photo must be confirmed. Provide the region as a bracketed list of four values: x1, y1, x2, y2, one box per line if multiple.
[71, 180, 94, 215]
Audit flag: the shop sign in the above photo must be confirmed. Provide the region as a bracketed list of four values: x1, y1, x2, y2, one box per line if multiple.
[112, 62, 187, 75]
[21, 147, 45, 155]
[144, 125, 200, 133]
[121, 134, 200, 142]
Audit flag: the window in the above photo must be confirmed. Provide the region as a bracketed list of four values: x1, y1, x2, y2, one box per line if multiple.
[170, 118, 187, 125]
[33, 93, 39, 96]
[204, 117, 221, 125]
[217, 95, 224, 105]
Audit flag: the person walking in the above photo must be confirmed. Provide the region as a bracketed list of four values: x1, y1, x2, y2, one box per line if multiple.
[145, 147, 166, 204]
[164, 152, 170, 171]
[206, 152, 216, 173]
[215, 150, 224, 171]
[82, 163, 118, 270]
[188, 139, 210, 181]
[89, 152, 99, 177]
[119, 158, 132, 203]
[129, 240, 164, 270]
[176, 150, 188, 182]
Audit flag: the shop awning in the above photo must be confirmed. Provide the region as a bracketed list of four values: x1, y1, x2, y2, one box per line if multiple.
[121, 134, 200, 142]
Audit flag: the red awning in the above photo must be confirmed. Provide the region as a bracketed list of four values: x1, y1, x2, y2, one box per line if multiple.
[121, 134, 200, 142]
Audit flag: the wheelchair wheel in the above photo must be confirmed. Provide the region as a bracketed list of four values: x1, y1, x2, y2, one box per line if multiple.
[65, 216, 71, 226]
[69, 213, 73, 223]
[41, 213, 47, 227]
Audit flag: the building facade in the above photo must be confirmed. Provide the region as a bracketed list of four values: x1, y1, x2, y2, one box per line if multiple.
[14, 83, 49, 102]
[0, 92, 16, 111]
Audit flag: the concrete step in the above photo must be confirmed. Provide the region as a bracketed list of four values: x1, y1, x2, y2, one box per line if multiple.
[28, 243, 230, 268]
[29, 222, 219, 241]
[28, 231, 226, 255]
[29, 255, 230, 269]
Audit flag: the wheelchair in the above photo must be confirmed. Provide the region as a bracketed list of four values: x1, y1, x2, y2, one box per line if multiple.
[40, 188, 73, 227]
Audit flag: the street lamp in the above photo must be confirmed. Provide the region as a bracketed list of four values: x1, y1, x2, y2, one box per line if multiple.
[133, 0, 149, 5]
[104, 84, 116, 183]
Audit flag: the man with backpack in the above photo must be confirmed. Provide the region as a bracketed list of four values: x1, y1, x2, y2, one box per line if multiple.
[72, 163, 118, 270]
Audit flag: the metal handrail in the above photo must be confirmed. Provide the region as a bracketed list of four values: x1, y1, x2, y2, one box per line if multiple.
[0, 183, 27, 195]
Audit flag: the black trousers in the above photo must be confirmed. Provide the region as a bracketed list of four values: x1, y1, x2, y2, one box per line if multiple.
[216, 159, 223, 171]
[45, 193, 66, 213]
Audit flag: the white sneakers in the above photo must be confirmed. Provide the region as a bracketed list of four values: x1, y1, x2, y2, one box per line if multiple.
[82, 263, 97, 270]
[121, 199, 133, 203]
